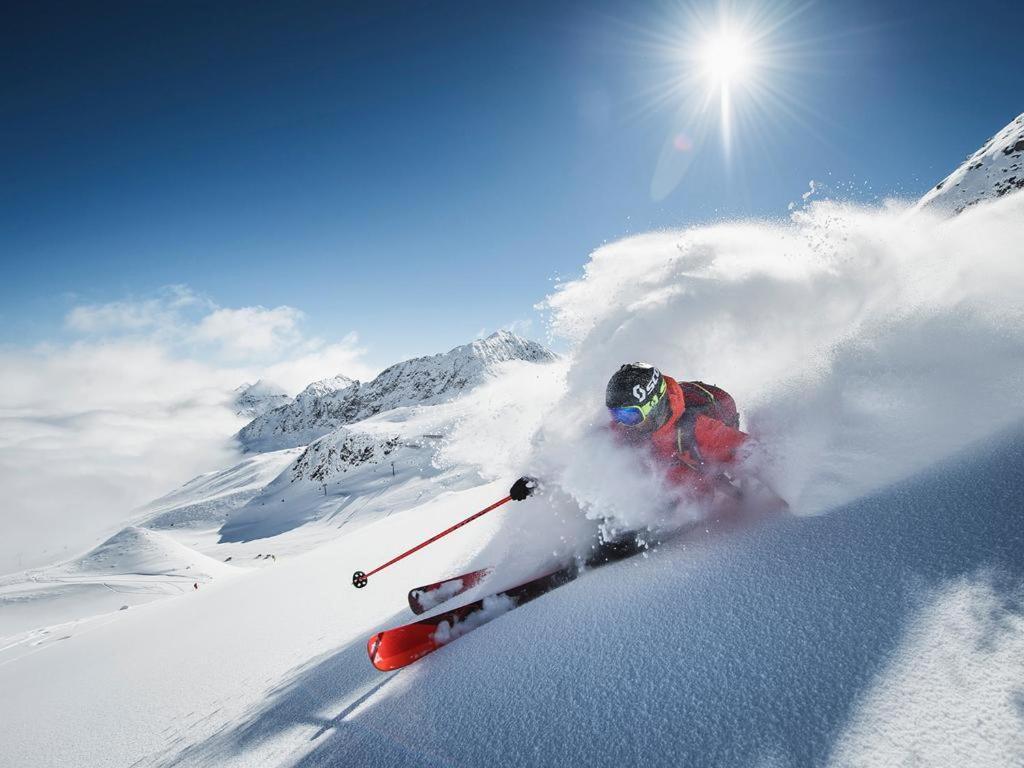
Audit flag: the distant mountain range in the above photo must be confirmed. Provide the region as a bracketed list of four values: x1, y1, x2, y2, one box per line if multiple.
[237, 330, 556, 452]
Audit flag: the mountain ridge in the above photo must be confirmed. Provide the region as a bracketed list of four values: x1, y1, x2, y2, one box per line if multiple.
[917, 112, 1024, 214]
[236, 330, 556, 452]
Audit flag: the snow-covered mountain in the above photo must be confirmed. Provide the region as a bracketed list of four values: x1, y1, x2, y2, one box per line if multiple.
[237, 330, 556, 452]
[917, 112, 1024, 214]
[289, 429, 402, 484]
[232, 380, 293, 419]
[237, 374, 360, 451]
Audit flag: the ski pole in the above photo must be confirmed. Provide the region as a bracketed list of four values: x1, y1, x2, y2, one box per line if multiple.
[352, 495, 513, 588]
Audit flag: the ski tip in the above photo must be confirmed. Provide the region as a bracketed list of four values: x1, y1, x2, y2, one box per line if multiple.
[367, 623, 440, 672]
[367, 632, 386, 670]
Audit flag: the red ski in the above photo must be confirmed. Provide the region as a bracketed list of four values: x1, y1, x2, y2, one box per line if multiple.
[368, 567, 576, 671]
[408, 567, 493, 615]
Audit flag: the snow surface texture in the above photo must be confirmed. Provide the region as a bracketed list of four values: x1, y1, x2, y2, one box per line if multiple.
[918, 112, 1024, 214]
[0, 526, 236, 639]
[3, 427, 1021, 767]
[237, 331, 555, 451]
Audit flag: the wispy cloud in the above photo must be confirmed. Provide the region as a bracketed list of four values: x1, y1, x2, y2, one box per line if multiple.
[0, 286, 375, 574]
[64, 285, 209, 336]
[194, 306, 306, 359]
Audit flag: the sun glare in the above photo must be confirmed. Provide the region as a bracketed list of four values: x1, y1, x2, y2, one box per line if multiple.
[700, 32, 752, 84]
[643, 1, 812, 199]
[696, 26, 758, 159]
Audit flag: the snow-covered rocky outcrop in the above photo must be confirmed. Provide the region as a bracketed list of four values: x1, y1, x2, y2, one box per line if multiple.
[290, 429, 402, 484]
[237, 331, 556, 452]
[237, 375, 360, 451]
[232, 380, 293, 419]
[917, 112, 1024, 214]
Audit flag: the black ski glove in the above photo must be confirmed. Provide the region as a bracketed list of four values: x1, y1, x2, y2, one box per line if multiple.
[509, 476, 539, 501]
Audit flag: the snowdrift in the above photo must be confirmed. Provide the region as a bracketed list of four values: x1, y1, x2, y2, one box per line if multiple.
[0, 527, 235, 640]
[133, 422, 1024, 768]
[68, 527, 234, 578]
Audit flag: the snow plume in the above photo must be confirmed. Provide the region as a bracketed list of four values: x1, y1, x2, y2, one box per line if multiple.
[437, 359, 567, 481]
[523, 192, 1024, 531]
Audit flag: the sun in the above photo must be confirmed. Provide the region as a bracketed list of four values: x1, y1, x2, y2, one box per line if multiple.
[641, 1, 813, 198]
[695, 26, 758, 158]
[699, 31, 753, 84]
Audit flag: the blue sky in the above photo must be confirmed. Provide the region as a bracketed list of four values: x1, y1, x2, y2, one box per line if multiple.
[3, 0, 1021, 367]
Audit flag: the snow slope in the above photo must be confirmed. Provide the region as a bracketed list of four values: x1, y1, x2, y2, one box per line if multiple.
[234, 426, 1023, 768]
[1, 424, 1021, 767]
[0, 526, 236, 641]
[134, 448, 301, 530]
[0, 345, 559, 647]
[917, 112, 1024, 214]
[67, 526, 234, 578]
[237, 330, 556, 452]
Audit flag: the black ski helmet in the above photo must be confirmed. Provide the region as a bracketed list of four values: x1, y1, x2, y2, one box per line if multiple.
[605, 362, 667, 419]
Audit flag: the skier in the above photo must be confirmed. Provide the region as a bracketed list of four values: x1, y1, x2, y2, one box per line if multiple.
[509, 362, 748, 504]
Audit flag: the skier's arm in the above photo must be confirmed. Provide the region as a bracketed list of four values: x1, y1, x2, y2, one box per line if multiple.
[693, 415, 748, 465]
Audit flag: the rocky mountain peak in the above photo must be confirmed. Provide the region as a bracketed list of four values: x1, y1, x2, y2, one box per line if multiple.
[237, 332, 556, 452]
[232, 380, 293, 419]
[917, 113, 1024, 215]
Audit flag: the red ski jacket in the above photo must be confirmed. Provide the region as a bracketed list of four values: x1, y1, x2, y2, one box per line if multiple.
[612, 375, 748, 496]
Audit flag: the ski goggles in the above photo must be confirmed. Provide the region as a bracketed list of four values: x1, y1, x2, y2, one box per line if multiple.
[609, 379, 667, 427]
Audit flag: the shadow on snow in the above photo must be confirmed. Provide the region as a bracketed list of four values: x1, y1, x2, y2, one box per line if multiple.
[160, 424, 1024, 767]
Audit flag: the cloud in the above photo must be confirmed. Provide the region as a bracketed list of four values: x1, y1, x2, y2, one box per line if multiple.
[0, 341, 243, 574]
[58, 288, 377, 385]
[261, 332, 373, 392]
[64, 285, 208, 336]
[193, 306, 306, 359]
[0, 287, 375, 575]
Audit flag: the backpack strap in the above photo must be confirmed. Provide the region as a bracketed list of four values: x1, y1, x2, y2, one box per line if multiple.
[675, 408, 703, 466]
[675, 381, 717, 465]
[688, 381, 719, 404]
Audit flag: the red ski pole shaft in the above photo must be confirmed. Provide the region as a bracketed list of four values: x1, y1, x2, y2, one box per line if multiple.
[352, 495, 512, 588]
